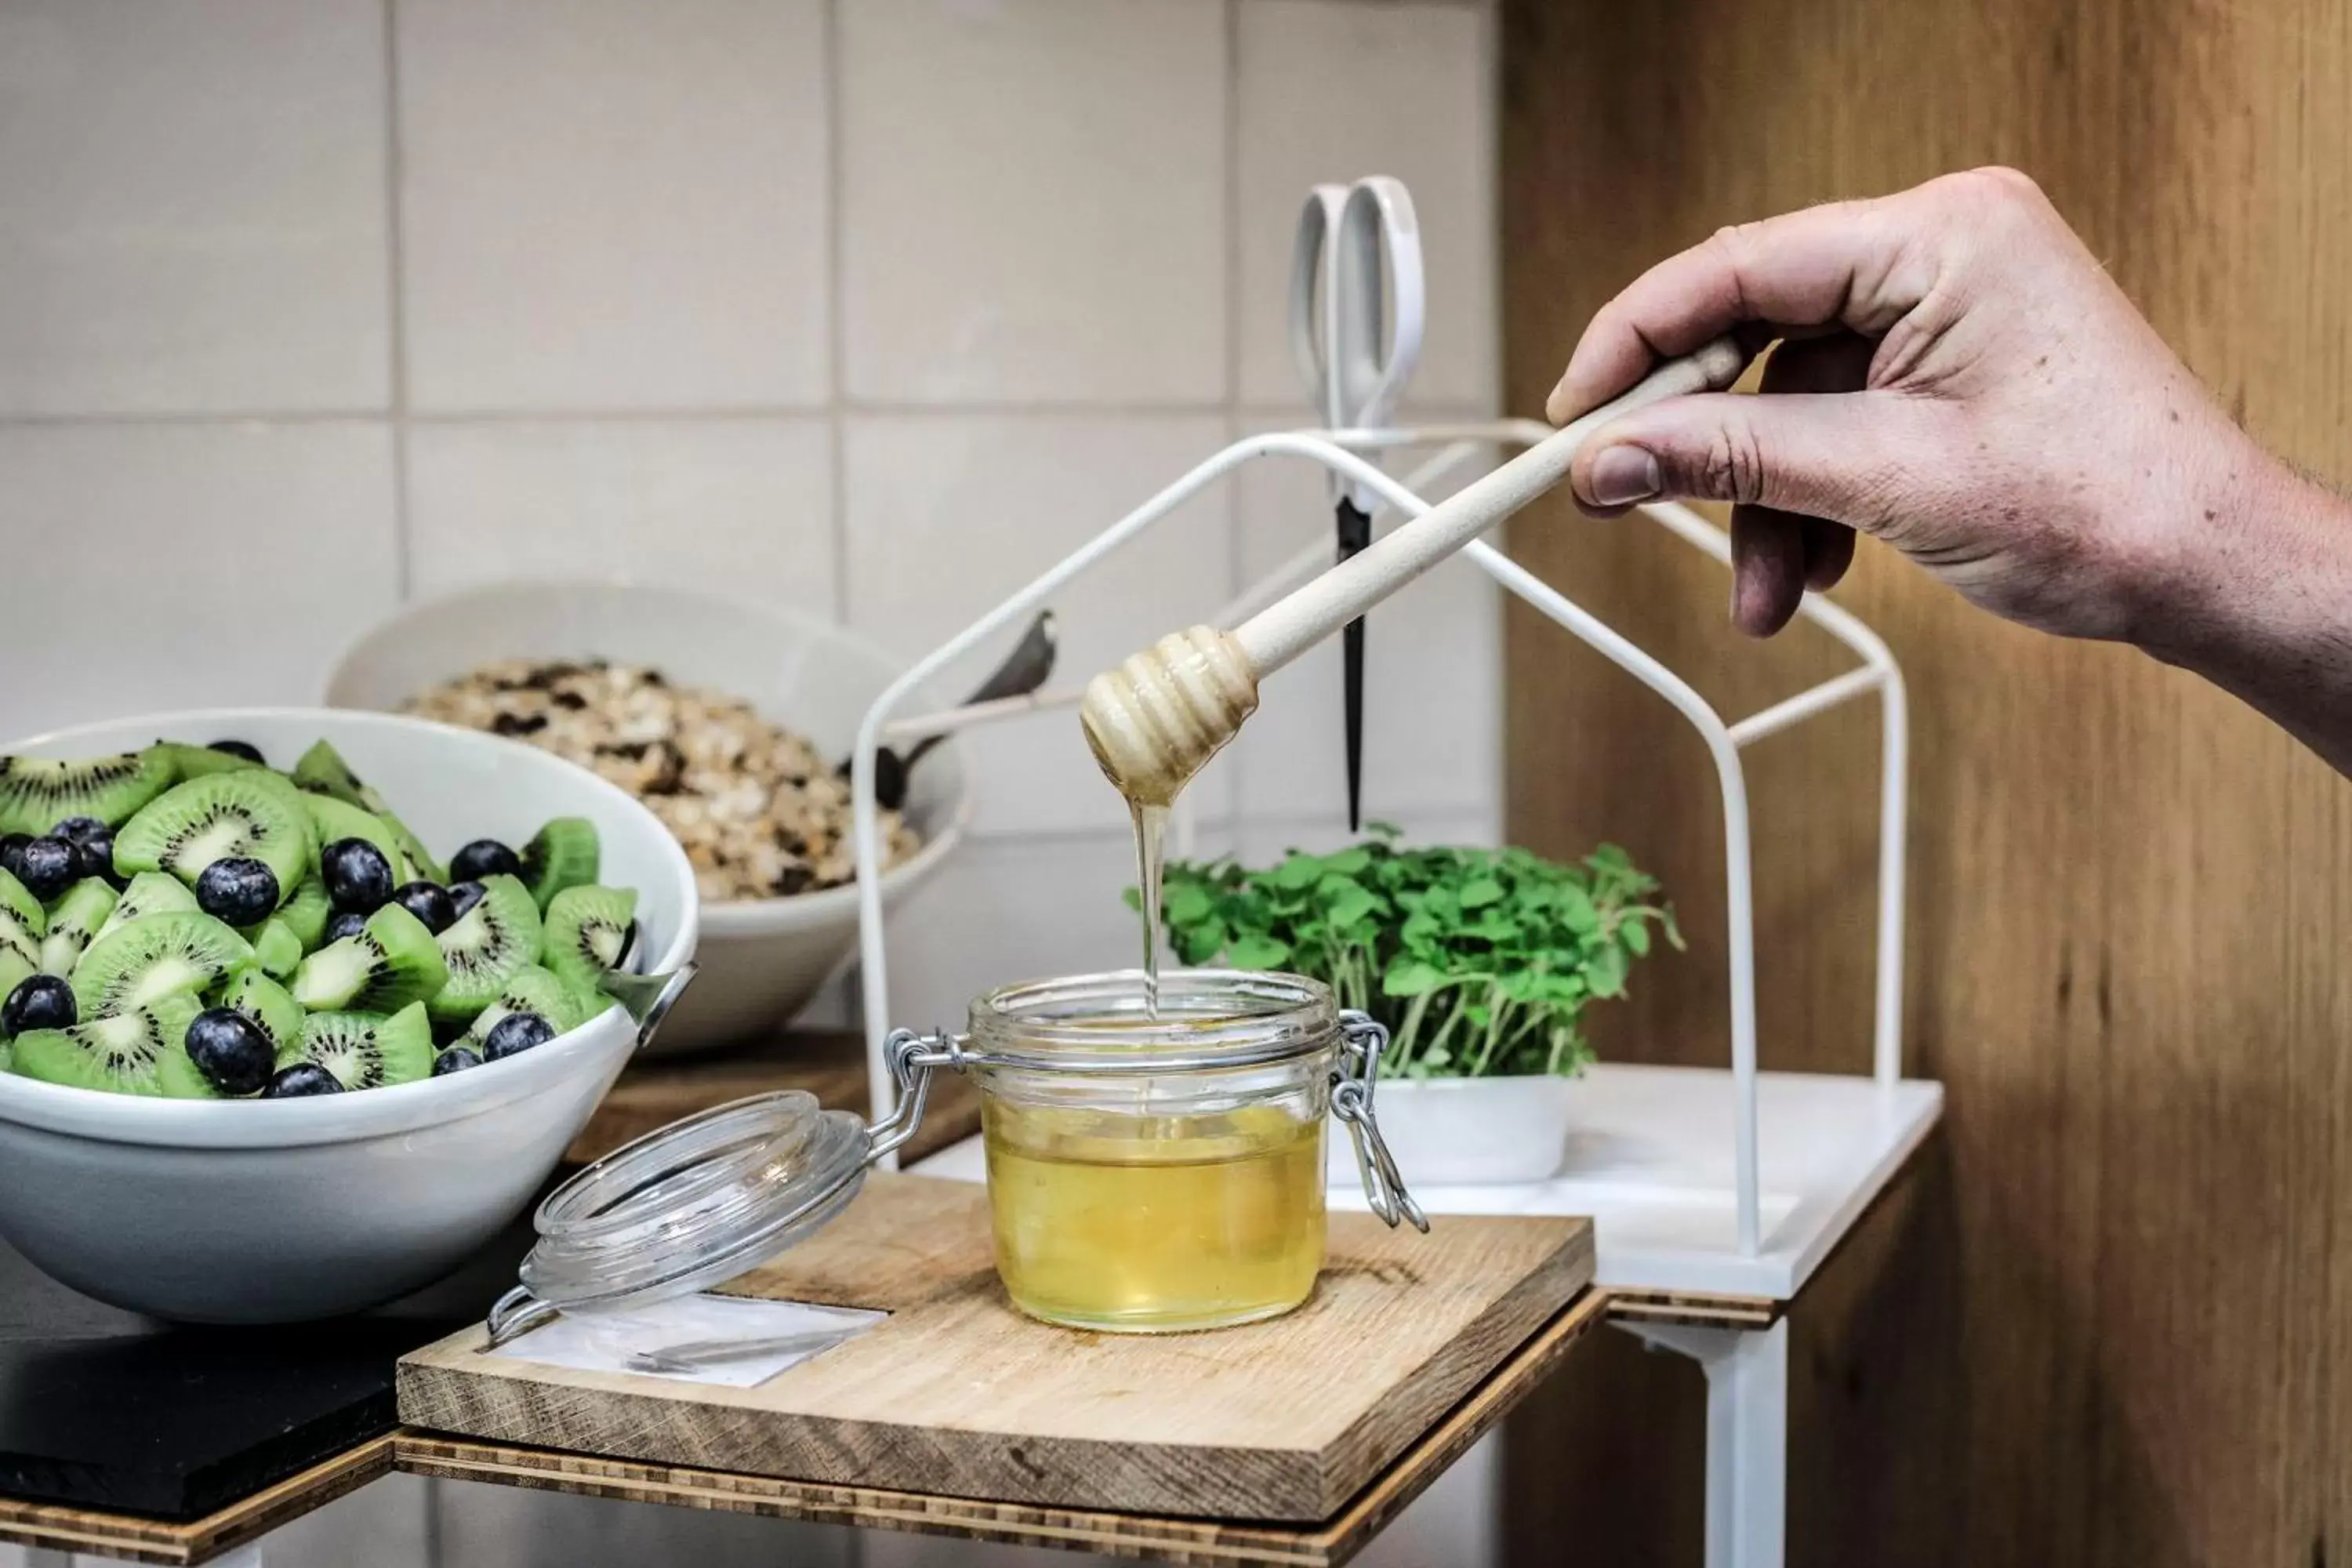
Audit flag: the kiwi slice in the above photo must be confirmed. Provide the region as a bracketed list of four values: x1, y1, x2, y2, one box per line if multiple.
[249, 919, 302, 979]
[38, 879, 118, 977]
[0, 869, 45, 976]
[277, 872, 332, 951]
[290, 901, 449, 1013]
[290, 742, 446, 884]
[283, 1003, 433, 1091]
[0, 953, 33, 1020]
[114, 771, 314, 899]
[143, 742, 260, 782]
[13, 992, 213, 1098]
[541, 884, 637, 994]
[0, 752, 176, 836]
[303, 795, 409, 882]
[426, 873, 542, 1025]
[217, 969, 305, 1058]
[456, 964, 588, 1050]
[71, 912, 254, 1020]
[95, 870, 199, 942]
[519, 818, 599, 913]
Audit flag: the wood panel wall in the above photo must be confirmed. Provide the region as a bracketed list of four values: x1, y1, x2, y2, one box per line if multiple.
[1497, 2, 2352, 1563]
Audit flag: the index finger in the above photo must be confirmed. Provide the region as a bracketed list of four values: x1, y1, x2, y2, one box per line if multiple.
[1546, 194, 1922, 424]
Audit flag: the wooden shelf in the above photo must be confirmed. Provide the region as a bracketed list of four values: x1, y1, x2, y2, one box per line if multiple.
[393, 1289, 1610, 1568]
[399, 1175, 1594, 1523]
[0, 1439, 392, 1568]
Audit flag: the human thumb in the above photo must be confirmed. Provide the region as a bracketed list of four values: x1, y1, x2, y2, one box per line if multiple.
[1567, 390, 1917, 530]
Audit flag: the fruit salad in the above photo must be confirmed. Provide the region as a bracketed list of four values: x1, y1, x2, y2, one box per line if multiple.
[0, 738, 644, 1099]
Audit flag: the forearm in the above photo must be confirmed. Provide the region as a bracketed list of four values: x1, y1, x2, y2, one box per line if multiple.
[2132, 441, 2352, 775]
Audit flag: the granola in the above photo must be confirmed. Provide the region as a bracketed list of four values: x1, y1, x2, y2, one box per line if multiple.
[404, 659, 921, 902]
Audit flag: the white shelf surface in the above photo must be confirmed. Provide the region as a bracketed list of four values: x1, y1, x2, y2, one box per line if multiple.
[909, 1062, 1944, 1302]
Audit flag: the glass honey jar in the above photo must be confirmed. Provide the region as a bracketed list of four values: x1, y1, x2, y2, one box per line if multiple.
[482, 970, 1421, 1348]
[949, 969, 1421, 1332]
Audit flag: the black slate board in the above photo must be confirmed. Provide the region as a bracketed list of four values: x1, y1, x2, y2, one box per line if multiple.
[0, 1214, 532, 1521]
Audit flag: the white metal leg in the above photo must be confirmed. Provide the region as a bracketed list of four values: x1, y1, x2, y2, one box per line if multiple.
[1621, 1321, 1788, 1568]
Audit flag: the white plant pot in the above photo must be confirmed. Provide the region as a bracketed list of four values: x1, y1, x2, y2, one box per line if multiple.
[1331, 1074, 1577, 1187]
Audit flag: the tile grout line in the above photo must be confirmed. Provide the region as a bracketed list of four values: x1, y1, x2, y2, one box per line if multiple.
[823, 0, 851, 628]
[1223, 0, 1251, 829]
[0, 397, 1495, 430]
[820, 0, 862, 1048]
[381, 0, 414, 601]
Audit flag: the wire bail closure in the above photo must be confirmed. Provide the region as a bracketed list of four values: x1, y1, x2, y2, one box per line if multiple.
[884, 1007, 1426, 1232]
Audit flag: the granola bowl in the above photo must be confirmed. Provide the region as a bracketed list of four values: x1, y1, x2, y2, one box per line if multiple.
[323, 581, 969, 1054]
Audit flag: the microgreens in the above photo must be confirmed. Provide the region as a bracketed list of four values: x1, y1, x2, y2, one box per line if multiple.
[1127, 824, 1681, 1080]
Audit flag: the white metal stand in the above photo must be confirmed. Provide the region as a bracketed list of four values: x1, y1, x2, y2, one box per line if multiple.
[851, 416, 1939, 1568]
[1624, 1321, 1789, 1568]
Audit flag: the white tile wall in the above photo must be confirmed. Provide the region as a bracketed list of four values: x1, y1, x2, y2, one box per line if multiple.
[0, 423, 399, 740]
[405, 418, 835, 607]
[396, 0, 832, 412]
[0, 0, 390, 416]
[0, 2, 1503, 1563]
[838, 0, 1229, 405]
[1236, 0, 1497, 409]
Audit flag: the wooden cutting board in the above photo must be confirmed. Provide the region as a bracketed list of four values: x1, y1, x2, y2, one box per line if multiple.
[398, 1174, 1592, 1523]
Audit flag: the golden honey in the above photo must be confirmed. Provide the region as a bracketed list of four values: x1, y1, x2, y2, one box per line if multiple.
[982, 1098, 1327, 1332]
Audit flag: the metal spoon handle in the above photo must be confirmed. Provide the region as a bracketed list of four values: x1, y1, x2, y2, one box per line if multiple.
[626, 1327, 855, 1373]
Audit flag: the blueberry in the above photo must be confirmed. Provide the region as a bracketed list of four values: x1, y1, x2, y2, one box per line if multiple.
[208, 739, 266, 764]
[321, 837, 394, 913]
[484, 1011, 555, 1061]
[324, 909, 368, 944]
[263, 1062, 343, 1098]
[186, 1007, 275, 1096]
[2, 975, 74, 1036]
[60, 823, 114, 883]
[0, 834, 28, 880]
[448, 880, 487, 920]
[194, 856, 280, 926]
[448, 839, 522, 882]
[432, 1046, 484, 1076]
[14, 838, 77, 902]
[389, 881, 456, 935]
[51, 817, 105, 846]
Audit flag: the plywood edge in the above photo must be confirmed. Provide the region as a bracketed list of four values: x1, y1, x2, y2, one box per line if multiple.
[399, 1358, 1330, 1521]
[0, 1435, 393, 1567]
[393, 1289, 1612, 1568]
[1312, 1216, 1595, 1515]
[1602, 1287, 1780, 1329]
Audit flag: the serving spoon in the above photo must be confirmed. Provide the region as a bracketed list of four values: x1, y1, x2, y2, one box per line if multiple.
[846, 609, 1058, 810]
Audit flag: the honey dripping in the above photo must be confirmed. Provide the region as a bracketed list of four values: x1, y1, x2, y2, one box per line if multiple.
[1131, 802, 1167, 1017]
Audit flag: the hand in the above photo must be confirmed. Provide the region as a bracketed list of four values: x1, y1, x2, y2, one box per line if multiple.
[1548, 167, 2284, 644]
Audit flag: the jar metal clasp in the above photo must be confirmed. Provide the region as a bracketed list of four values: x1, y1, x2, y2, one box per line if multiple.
[870, 1026, 971, 1163]
[1334, 1011, 1428, 1232]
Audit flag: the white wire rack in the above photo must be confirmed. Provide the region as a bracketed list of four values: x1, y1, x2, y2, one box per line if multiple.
[846, 419, 1909, 1258]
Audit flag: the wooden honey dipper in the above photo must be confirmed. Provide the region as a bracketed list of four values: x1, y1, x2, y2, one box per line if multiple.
[1081, 337, 1747, 807]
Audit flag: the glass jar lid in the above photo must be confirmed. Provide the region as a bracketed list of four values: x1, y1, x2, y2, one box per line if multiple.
[486, 1090, 878, 1346]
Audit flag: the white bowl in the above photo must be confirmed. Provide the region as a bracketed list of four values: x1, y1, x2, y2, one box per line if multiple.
[0, 707, 700, 1323]
[1332, 1076, 1577, 1185]
[322, 581, 968, 1054]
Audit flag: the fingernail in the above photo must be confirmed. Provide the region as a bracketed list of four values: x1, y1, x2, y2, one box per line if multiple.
[1544, 375, 1577, 423]
[1586, 446, 1661, 506]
